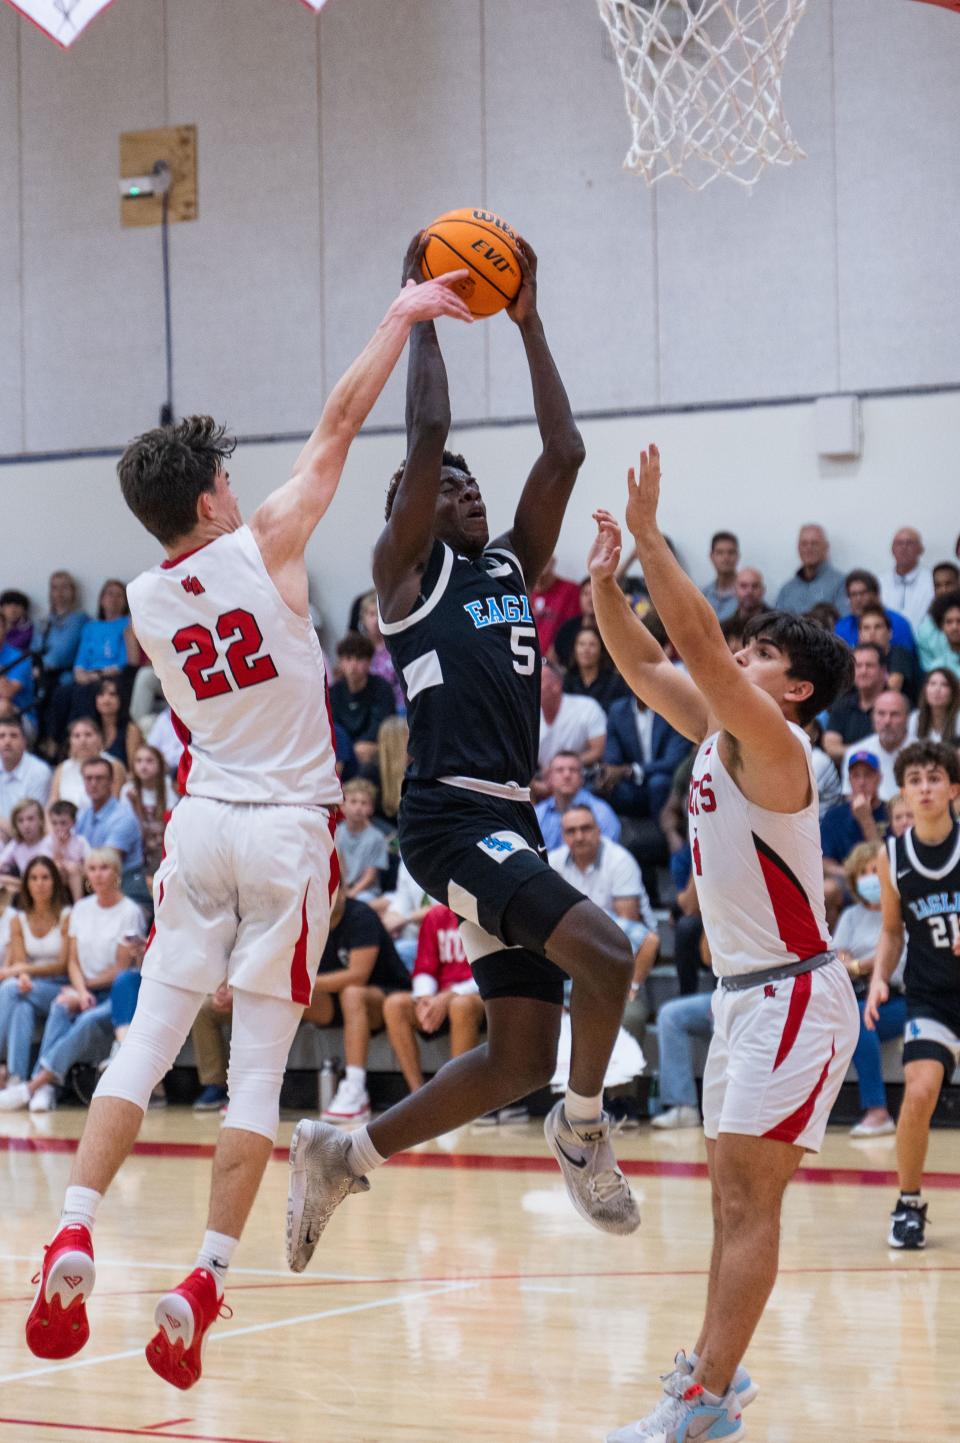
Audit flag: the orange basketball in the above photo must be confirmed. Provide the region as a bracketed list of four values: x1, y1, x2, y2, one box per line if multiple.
[421, 208, 522, 318]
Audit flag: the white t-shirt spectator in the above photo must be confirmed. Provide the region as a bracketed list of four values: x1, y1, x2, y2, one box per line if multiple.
[907, 710, 960, 745]
[834, 902, 906, 989]
[148, 708, 183, 778]
[878, 565, 934, 634]
[840, 735, 902, 803]
[539, 695, 607, 770]
[68, 893, 144, 989]
[548, 838, 655, 926]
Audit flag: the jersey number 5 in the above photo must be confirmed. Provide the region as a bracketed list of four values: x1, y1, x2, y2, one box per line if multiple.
[510, 626, 537, 676]
[173, 609, 278, 701]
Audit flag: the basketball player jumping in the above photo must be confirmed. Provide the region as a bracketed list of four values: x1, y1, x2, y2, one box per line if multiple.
[286, 234, 639, 1269]
[865, 739, 960, 1252]
[20, 270, 472, 1386]
[590, 448, 858, 1443]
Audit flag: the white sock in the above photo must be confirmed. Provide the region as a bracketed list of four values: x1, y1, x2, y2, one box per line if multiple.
[348, 1125, 386, 1177]
[345, 1065, 366, 1090]
[899, 1191, 923, 1205]
[60, 1186, 101, 1231]
[564, 1087, 603, 1125]
[195, 1229, 238, 1297]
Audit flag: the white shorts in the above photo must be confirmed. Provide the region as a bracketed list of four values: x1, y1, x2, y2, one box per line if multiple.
[142, 796, 338, 1003]
[702, 957, 859, 1153]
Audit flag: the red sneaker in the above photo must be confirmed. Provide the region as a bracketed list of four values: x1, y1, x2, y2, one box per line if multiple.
[146, 1268, 229, 1389]
[25, 1223, 96, 1360]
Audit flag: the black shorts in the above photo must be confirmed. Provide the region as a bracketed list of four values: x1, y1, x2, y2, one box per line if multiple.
[903, 1003, 960, 1077]
[399, 781, 583, 1005]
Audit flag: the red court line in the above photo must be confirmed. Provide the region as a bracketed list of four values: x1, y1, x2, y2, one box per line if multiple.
[140, 1424, 192, 1435]
[0, 1420, 276, 1443]
[2, 1262, 956, 1309]
[2, 1132, 960, 1190]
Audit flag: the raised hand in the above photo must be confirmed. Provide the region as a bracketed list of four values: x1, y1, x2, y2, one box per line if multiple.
[394, 272, 474, 327]
[506, 236, 538, 326]
[402, 231, 428, 287]
[588, 508, 623, 582]
[625, 444, 661, 539]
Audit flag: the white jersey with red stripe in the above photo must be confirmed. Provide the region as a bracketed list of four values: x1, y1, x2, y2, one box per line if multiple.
[127, 525, 340, 808]
[689, 722, 831, 977]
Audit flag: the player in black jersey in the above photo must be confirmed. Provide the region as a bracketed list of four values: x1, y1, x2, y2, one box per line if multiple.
[287, 234, 639, 1269]
[866, 740, 960, 1249]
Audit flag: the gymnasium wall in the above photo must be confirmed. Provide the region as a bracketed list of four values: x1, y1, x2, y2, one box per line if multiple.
[0, 0, 957, 635]
[2, 388, 958, 649]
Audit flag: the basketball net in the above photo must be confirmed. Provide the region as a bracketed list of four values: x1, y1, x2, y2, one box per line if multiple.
[597, 0, 810, 191]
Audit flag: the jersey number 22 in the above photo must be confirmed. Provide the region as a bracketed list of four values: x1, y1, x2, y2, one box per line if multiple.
[173, 609, 278, 701]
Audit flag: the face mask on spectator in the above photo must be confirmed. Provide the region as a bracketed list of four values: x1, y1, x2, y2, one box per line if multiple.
[856, 875, 882, 906]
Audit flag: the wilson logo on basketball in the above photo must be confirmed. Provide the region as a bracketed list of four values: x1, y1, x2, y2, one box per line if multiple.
[63, 1274, 83, 1289]
[471, 209, 517, 242]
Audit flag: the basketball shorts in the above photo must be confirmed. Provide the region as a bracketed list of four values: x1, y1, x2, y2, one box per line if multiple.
[903, 1008, 960, 1077]
[399, 781, 580, 1005]
[142, 795, 337, 1005]
[702, 957, 859, 1153]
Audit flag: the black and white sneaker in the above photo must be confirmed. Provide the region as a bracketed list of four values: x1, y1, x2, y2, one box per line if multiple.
[888, 1197, 927, 1250]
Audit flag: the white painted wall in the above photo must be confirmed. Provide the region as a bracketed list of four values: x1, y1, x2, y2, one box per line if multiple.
[4, 387, 957, 650]
[1, 0, 960, 455]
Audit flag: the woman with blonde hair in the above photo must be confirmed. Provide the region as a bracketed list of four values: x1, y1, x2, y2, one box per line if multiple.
[0, 799, 48, 895]
[377, 716, 409, 824]
[835, 840, 906, 1138]
[0, 848, 143, 1113]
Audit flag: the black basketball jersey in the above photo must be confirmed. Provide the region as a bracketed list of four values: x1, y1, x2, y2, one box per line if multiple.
[380, 539, 540, 785]
[888, 822, 960, 1030]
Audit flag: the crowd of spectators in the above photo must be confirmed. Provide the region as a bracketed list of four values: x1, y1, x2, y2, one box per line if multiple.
[1, 521, 958, 1124]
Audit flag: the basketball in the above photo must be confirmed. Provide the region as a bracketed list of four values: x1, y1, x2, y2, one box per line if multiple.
[421, 207, 522, 318]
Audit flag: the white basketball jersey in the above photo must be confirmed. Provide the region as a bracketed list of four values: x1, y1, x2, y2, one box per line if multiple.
[689, 723, 831, 977]
[127, 525, 340, 808]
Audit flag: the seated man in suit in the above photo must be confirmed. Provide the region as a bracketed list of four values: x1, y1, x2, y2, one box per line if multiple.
[593, 695, 691, 905]
[594, 694, 691, 822]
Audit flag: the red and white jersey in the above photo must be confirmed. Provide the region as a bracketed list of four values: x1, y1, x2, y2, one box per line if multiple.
[688, 723, 831, 977]
[127, 525, 340, 808]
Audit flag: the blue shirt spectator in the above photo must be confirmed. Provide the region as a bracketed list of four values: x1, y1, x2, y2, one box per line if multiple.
[774, 526, 848, 615]
[835, 568, 914, 652]
[73, 616, 130, 675]
[41, 610, 89, 682]
[537, 787, 621, 851]
[0, 636, 35, 728]
[75, 760, 143, 873]
[535, 751, 621, 851]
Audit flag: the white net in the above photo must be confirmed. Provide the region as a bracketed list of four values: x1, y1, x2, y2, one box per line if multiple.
[597, 0, 809, 191]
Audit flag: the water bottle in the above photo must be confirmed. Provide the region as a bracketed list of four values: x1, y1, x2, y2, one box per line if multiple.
[319, 1057, 339, 1113]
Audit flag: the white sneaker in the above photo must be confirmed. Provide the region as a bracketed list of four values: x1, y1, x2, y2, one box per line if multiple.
[28, 1084, 57, 1114]
[606, 1376, 744, 1442]
[849, 1115, 896, 1137]
[651, 1106, 701, 1131]
[321, 1079, 371, 1124]
[0, 1081, 30, 1111]
[543, 1102, 640, 1235]
[286, 1119, 371, 1273]
[607, 1352, 758, 1439]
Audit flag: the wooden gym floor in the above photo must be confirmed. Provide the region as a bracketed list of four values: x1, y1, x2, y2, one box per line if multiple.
[0, 1109, 955, 1443]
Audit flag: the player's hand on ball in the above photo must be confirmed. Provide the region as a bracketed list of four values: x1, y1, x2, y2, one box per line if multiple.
[396, 272, 474, 327]
[626, 444, 661, 537]
[588, 509, 622, 582]
[506, 237, 538, 325]
[402, 231, 429, 286]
